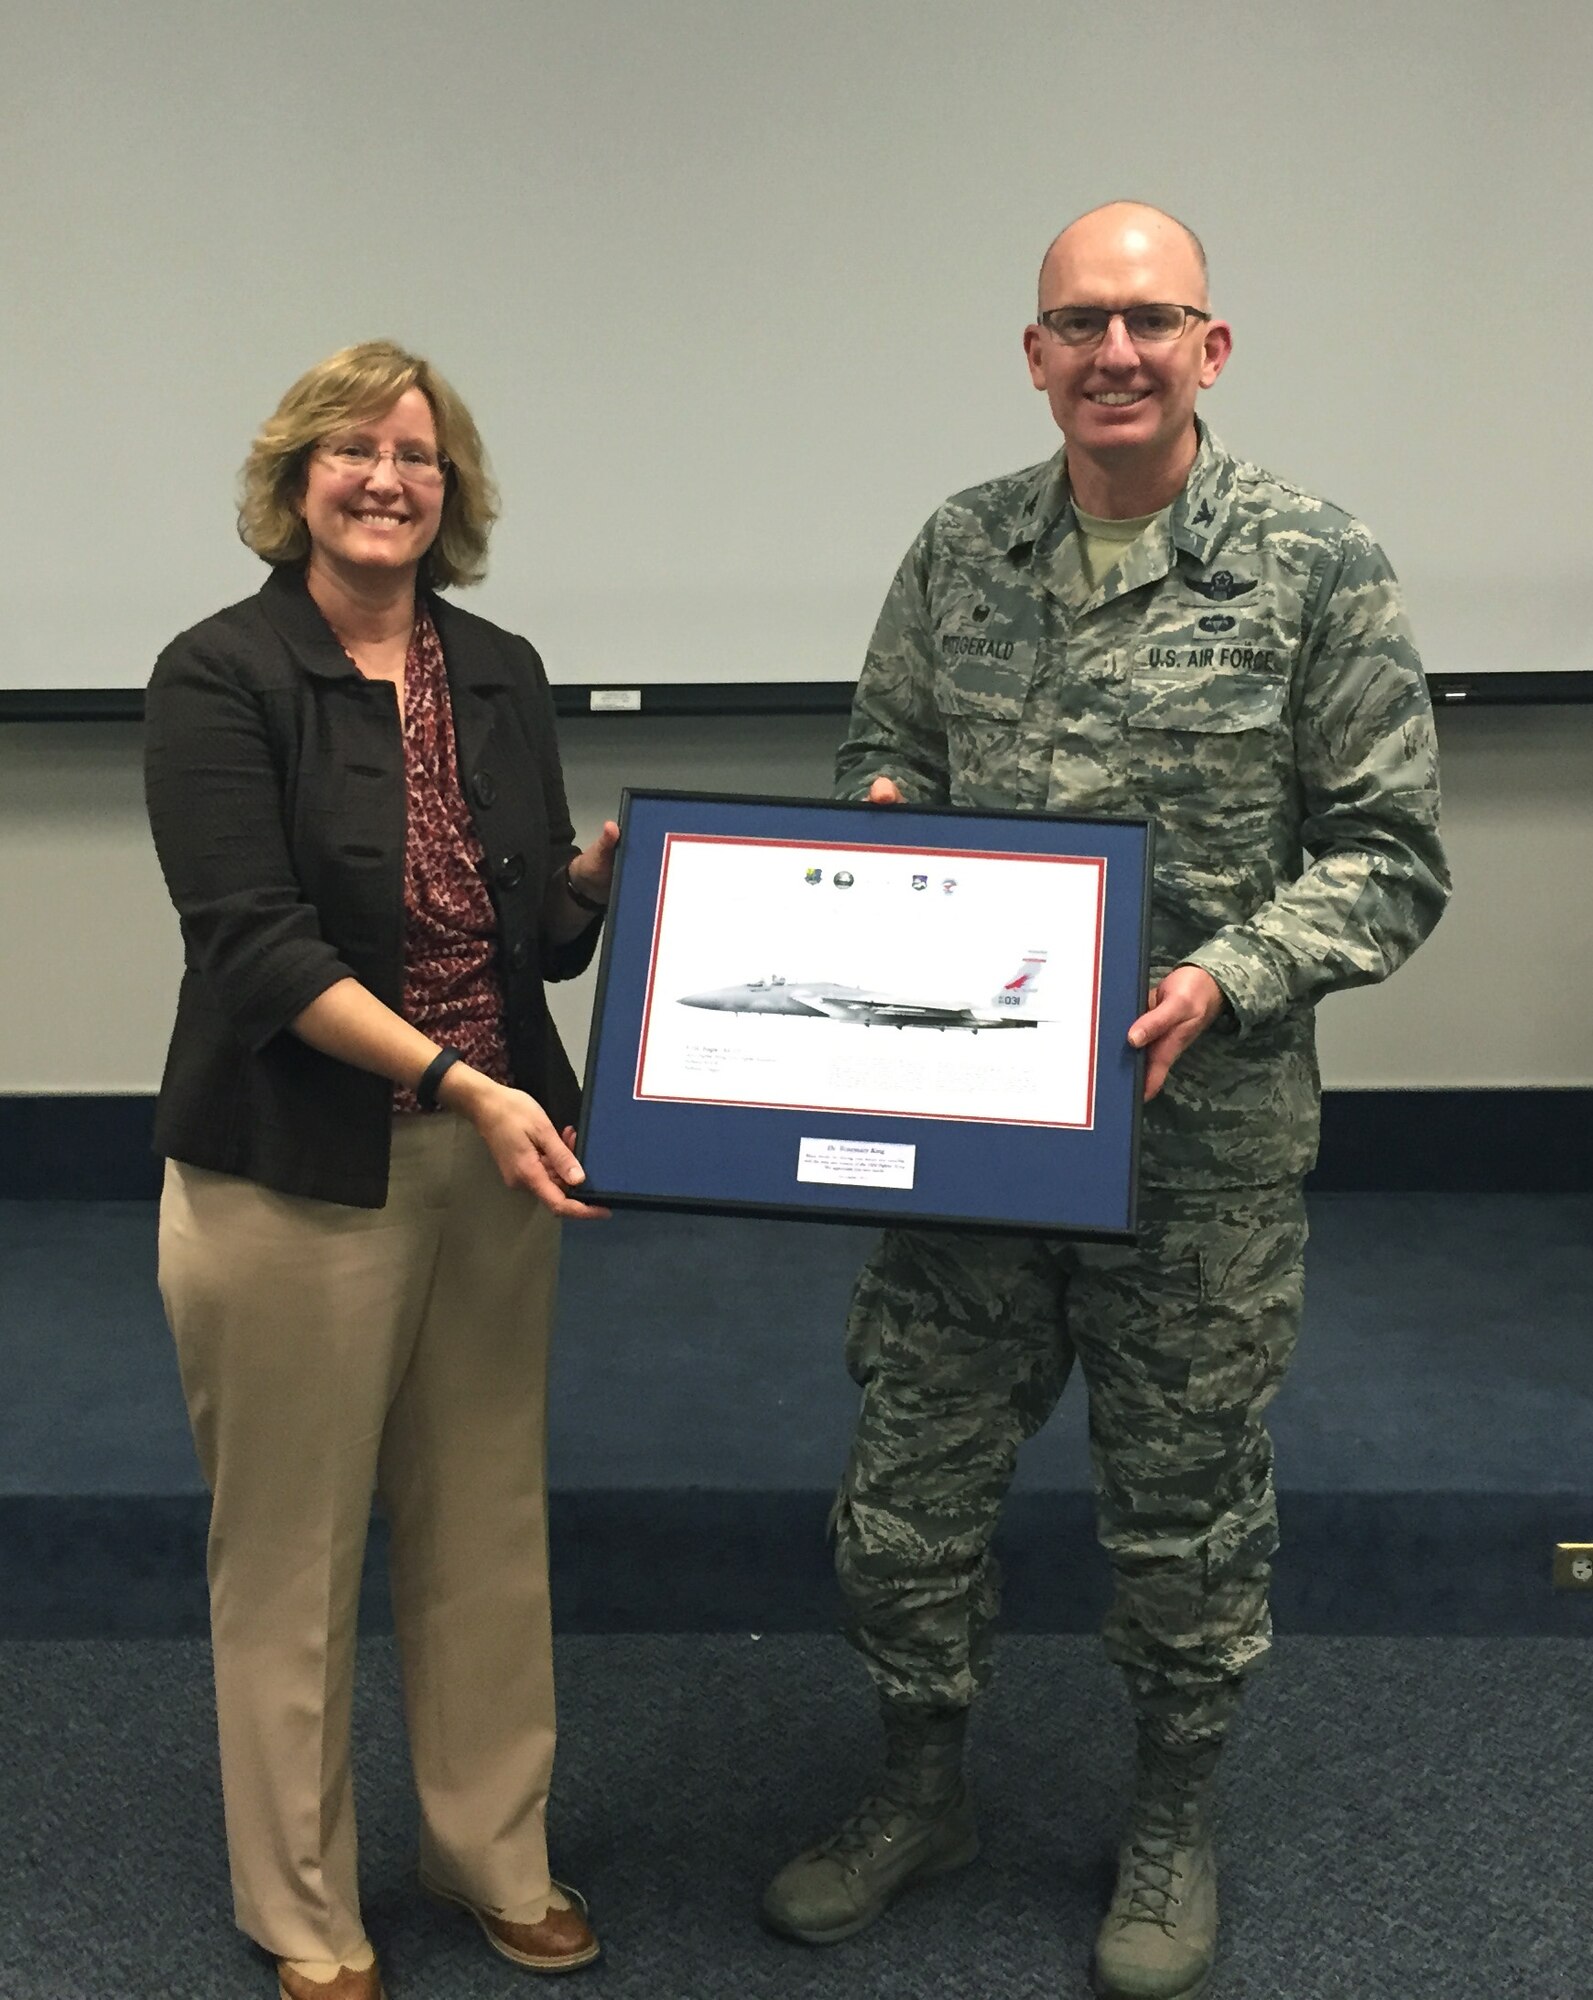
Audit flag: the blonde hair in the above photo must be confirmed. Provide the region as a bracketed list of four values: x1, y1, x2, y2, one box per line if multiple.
[237, 340, 499, 587]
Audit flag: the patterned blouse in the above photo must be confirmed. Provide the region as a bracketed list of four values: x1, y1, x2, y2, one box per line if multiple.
[392, 608, 512, 1111]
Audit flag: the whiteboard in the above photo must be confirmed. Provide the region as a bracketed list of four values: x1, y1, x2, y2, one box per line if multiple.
[3, 0, 1587, 693]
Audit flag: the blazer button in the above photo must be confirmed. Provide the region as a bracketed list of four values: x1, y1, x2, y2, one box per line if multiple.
[497, 852, 526, 891]
[473, 769, 498, 808]
[507, 938, 531, 972]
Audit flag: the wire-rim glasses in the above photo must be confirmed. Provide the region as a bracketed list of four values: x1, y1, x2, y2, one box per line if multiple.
[314, 440, 451, 486]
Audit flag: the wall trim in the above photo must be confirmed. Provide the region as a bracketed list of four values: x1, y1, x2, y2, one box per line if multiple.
[3, 1489, 1588, 1639]
[4, 1095, 165, 1198]
[6, 671, 1593, 723]
[1, 1089, 1589, 1199]
[1308, 1089, 1592, 1193]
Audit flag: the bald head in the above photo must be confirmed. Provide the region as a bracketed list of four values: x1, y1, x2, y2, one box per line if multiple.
[1022, 200, 1232, 504]
[1038, 202, 1210, 312]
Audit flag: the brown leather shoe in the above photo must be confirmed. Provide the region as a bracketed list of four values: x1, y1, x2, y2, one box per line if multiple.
[276, 1961, 384, 2000]
[421, 1873, 600, 1973]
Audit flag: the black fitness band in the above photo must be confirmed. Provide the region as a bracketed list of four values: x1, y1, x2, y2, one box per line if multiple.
[563, 867, 608, 916]
[416, 1046, 463, 1112]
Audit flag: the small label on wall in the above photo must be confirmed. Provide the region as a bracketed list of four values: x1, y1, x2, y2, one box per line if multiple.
[589, 688, 643, 712]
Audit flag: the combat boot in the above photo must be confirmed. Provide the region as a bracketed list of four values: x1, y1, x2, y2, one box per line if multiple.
[762, 1702, 978, 1943]
[1093, 1725, 1222, 2000]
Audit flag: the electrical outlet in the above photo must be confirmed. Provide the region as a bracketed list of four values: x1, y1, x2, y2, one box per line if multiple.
[1552, 1543, 1593, 1590]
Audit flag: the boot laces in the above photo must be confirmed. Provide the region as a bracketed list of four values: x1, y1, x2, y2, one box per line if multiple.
[813, 1791, 913, 1873]
[1119, 1804, 1189, 1933]
[808, 1710, 964, 1873]
[1116, 1740, 1215, 1934]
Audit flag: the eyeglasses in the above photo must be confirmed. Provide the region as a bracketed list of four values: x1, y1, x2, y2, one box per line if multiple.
[1036, 303, 1212, 348]
[314, 440, 451, 486]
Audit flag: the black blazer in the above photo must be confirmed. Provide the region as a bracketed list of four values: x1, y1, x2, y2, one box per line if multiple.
[145, 565, 600, 1207]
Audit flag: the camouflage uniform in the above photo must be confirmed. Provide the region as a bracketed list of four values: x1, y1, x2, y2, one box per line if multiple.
[832, 422, 1449, 1736]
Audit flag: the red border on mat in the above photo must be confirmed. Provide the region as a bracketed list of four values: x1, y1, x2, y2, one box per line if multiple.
[631, 834, 1106, 1128]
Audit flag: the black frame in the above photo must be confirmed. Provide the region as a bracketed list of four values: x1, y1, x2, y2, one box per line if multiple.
[574, 789, 1156, 1239]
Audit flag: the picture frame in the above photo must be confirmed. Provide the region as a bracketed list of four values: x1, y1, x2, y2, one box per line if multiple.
[574, 790, 1154, 1238]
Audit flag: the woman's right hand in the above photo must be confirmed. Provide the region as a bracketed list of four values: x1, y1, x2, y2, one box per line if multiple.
[441, 1067, 611, 1219]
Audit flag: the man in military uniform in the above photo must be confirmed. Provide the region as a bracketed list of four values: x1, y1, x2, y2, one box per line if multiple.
[762, 203, 1450, 1998]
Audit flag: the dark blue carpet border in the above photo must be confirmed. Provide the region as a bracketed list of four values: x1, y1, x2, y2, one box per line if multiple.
[4, 1090, 1590, 1198]
[4, 1490, 1589, 1641]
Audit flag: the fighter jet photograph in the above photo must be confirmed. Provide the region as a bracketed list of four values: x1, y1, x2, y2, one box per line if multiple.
[677, 952, 1049, 1032]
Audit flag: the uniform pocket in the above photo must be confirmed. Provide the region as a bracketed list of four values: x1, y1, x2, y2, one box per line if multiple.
[1126, 666, 1285, 734]
[932, 644, 1038, 723]
[929, 649, 1041, 809]
[1182, 1213, 1306, 1413]
[1125, 665, 1287, 809]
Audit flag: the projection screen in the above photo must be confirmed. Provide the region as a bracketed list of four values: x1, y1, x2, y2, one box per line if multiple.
[3, 0, 1588, 707]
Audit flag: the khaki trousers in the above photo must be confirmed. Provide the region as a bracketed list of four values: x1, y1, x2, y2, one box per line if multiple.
[159, 1114, 563, 1963]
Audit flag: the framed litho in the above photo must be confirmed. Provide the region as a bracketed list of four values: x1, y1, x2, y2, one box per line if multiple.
[574, 790, 1154, 1238]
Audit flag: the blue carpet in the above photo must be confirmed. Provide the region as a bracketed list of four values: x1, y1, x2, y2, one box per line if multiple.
[0, 1634, 1586, 1998]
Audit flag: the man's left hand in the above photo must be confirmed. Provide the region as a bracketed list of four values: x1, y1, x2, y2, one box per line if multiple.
[1127, 966, 1228, 1102]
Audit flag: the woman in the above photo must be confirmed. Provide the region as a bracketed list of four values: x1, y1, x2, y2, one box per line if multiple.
[145, 341, 616, 2000]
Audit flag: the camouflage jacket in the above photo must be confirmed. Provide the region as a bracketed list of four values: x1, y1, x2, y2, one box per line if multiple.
[835, 423, 1450, 1187]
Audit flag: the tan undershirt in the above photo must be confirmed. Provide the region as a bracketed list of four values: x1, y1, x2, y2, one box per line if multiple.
[1073, 501, 1168, 595]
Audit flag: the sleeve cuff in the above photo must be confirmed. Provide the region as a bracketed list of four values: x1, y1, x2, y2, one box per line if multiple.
[833, 768, 936, 805]
[1178, 935, 1292, 1038]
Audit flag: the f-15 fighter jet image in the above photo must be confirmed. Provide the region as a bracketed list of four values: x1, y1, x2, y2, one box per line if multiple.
[678, 952, 1048, 1031]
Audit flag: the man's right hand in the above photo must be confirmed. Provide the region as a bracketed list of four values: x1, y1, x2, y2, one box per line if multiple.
[867, 776, 905, 804]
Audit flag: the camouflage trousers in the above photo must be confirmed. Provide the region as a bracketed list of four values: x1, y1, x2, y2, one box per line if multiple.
[832, 1181, 1307, 1741]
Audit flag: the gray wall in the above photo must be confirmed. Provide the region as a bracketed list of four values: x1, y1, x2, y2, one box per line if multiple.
[2, 706, 1588, 1096]
[6, 7, 1587, 1103]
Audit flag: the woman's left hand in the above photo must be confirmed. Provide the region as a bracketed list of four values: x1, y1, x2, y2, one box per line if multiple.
[567, 820, 620, 907]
